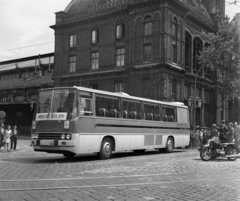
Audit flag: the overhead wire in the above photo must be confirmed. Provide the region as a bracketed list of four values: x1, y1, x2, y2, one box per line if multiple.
[0, 42, 54, 53]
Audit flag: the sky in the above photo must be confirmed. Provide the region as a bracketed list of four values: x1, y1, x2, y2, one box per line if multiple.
[0, 0, 239, 62]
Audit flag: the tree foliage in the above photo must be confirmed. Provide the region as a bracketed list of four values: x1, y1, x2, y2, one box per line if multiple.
[199, 16, 240, 98]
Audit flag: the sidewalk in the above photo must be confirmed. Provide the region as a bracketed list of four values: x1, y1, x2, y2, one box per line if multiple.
[16, 135, 31, 150]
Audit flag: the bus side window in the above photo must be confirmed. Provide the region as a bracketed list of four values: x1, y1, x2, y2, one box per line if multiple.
[162, 106, 176, 122]
[144, 103, 160, 121]
[96, 95, 120, 118]
[122, 99, 141, 120]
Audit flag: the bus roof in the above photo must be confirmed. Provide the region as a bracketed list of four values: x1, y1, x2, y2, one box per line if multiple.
[39, 86, 188, 109]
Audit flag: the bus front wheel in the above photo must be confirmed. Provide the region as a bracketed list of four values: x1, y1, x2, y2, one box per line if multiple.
[63, 153, 76, 159]
[98, 138, 113, 160]
[165, 137, 174, 153]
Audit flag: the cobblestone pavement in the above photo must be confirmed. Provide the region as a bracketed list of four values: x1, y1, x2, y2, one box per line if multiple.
[0, 139, 239, 201]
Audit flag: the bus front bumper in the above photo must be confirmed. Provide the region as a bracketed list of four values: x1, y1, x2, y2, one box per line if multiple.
[32, 140, 76, 147]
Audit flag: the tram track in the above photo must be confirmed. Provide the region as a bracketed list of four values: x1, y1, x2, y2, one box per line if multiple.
[0, 171, 239, 192]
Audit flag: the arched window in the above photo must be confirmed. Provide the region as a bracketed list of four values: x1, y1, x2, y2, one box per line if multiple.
[116, 24, 125, 39]
[92, 30, 99, 44]
[144, 16, 153, 36]
[193, 38, 203, 74]
[185, 32, 192, 71]
[172, 17, 178, 63]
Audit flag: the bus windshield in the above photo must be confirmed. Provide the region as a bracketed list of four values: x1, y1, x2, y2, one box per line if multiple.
[36, 89, 77, 120]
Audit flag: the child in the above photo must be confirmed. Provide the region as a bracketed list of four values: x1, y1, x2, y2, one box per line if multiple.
[11, 125, 18, 150]
[4, 125, 12, 151]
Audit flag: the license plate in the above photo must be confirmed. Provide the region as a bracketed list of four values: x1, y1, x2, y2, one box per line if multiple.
[50, 141, 54, 146]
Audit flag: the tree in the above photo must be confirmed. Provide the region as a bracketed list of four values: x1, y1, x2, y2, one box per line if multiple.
[199, 16, 240, 98]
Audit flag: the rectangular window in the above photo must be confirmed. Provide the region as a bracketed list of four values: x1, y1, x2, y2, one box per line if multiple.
[172, 80, 177, 101]
[115, 82, 125, 92]
[122, 99, 142, 119]
[144, 103, 160, 121]
[172, 40, 177, 63]
[204, 90, 210, 103]
[116, 48, 125, 66]
[184, 85, 190, 99]
[162, 105, 176, 122]
[116, 24, 125, 39]
[79, 91, 93, 116]
[144, 22, 152, 36]
[69, 56, 76, 72]
[0, 97, 7, 102]
[15, 96, 24, 102]
[30, 94, 37, 101]
[92, 30, 99, 44]
[91, 52, 99, 70]
[144, 45, 151, 61]
[70, 34, 77, 48]
[96, 95, 120, 118]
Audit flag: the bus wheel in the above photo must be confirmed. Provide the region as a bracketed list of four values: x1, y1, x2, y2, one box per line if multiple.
[98, 138, 113, 160]
[165, 137, 174, 153]
[63, 153, 76, 159]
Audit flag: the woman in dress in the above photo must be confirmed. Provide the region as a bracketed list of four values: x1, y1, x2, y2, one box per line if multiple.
[4, 125, 12, 151]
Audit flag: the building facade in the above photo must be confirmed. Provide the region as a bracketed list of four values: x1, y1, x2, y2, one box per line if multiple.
[0, 53, 54, 136]
[51, 0, 226, 127]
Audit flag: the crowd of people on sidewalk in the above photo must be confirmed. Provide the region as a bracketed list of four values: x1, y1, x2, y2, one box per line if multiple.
[0, 121, 18, 152]
[189, 120, 240, 149]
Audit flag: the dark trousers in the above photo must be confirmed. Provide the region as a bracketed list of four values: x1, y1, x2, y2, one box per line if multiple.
[11, 136, 17, 150]
[0, 135, 3, 149]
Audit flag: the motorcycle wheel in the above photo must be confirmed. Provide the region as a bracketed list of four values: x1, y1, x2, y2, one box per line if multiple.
[200, 147, 212, 161]
[226, 147, 238, 161]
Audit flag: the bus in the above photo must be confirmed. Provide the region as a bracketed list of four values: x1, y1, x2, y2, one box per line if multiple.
[31, 86, 190, 159]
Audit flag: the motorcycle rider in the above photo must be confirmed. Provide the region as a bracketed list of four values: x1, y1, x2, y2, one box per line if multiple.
[219, 120, 228, 143]
[227, 122, 234, 143]
[211, 124, 219, 142]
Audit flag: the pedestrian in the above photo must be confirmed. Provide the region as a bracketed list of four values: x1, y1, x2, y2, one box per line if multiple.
[199, 128, 204, 146]
[195, 127, 200, 148]
[202, 128, 209, 145]
[0, 123, 4, 151]
[3, 125, 12, 151]
[227, 122, 234, 143]
[11, 125, 18, 151]
[233, 122, 240, 148]
[189, 127, 195, 148]
[211, 124, 219, 142]
[219, 120, 228, 143]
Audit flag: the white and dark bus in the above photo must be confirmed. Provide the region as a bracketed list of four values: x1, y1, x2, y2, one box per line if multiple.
[31, 86, 190, 159]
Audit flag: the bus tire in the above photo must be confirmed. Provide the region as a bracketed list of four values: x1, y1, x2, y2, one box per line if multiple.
[98, 138, 113, 160]
[63, 153, 76, 159]
[165, 137, 174, 153]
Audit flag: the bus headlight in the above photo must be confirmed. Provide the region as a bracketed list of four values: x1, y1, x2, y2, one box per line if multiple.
[66, 134, 71, 140]
[61, 134, 65, 140]
[35, 134, 39, 139]
[32, 134, 36, 139]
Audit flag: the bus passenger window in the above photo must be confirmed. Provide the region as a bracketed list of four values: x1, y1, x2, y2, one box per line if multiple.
[122, 99, 141, 120]
[144, 103, 160, 121]
[96, 95, 120, 118]
[162, 106, 176, 122]
[162, 115, 167, 122]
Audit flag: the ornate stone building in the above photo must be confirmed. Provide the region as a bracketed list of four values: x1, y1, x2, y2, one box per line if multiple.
[51, 0, 226, 127]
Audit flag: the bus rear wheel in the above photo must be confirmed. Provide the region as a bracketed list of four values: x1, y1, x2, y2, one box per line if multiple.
[63, 153, 76, 159]
[98, 138, 113, 160]
[165, 137, 174, 153]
